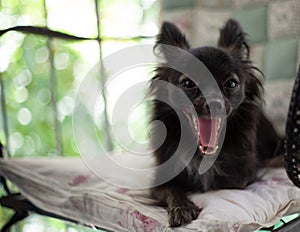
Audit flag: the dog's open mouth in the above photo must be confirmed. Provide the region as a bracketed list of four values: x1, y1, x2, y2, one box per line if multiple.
[184, 111, 223, 155]
[197, 117, 222, 154]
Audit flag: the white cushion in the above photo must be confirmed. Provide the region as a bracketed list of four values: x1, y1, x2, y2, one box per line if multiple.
[0, 153, 299, 231]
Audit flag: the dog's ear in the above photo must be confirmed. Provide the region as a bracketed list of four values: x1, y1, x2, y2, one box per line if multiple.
[157, 22, 190, 49]
[155, 22, 190, 60]
[219, 19, 263, 102]
[218, 19, 250, 59]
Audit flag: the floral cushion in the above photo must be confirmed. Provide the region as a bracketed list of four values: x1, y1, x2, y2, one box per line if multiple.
[0, 154, 299, 232]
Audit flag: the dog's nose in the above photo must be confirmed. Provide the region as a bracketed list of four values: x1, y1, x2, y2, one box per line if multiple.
[194, 97, 225, 116]
[206, 99, 224, 115]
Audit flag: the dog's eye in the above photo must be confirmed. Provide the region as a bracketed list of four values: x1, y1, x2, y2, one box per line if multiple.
[181, 78, 196, 89]
[224, 79, 239, 89]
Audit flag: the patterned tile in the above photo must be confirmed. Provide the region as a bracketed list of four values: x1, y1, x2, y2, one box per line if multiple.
[251, 44, 265, 72]
[162, 0, 300, 84]
[268, 0, 300, 40]
[162, 9, 194, 39]
[264, 79, 294, 135]
[192, 9, 232, 46]
[232, 0, 268, 9]
[162, 0, 196, 10]
[296, 39, 300, 72]
[264, 38, 299, 80]
[196, 0, 232, 9]
[234, 6, 267, 43]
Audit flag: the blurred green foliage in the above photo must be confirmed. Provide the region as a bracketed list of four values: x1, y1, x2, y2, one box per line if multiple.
[1, 34, 82, 157]
[0, 0, 159, 157]
[0, 0, 158, 231]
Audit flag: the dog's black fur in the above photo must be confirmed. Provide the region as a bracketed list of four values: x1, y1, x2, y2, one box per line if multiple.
[150, 19, 283, 227]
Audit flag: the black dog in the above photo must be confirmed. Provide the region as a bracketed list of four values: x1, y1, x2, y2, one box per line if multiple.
[150, 19, 283, 227]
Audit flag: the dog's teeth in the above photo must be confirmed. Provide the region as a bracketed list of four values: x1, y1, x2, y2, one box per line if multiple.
[192, 114, 199, 132]
[213, 146, 219, 153]
[193, 115, 197, 127]
[199, 145, 206, 153]
[217, 118, 221, 130]
[200, 145, 219, 155]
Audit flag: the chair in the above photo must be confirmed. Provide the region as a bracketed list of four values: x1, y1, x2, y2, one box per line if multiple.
[285, 65, 300, 188]
[1, 1, 300, 230]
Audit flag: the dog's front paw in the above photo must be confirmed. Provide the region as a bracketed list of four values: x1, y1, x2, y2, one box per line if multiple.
[169, 204, 201, 227]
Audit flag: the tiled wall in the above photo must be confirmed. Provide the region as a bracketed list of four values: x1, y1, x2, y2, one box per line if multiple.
[161, 0, 300, 81]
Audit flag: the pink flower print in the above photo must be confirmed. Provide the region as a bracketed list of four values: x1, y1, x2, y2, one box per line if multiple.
[133, 210, 159, 231]
[68, 175, 88, 186]
[116, 188, 129, 194]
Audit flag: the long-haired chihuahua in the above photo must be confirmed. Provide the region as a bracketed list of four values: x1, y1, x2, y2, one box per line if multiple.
[150, 19, 283, 227]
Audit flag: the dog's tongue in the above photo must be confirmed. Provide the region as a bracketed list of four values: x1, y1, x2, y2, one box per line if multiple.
[198, 118, 218, 147]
